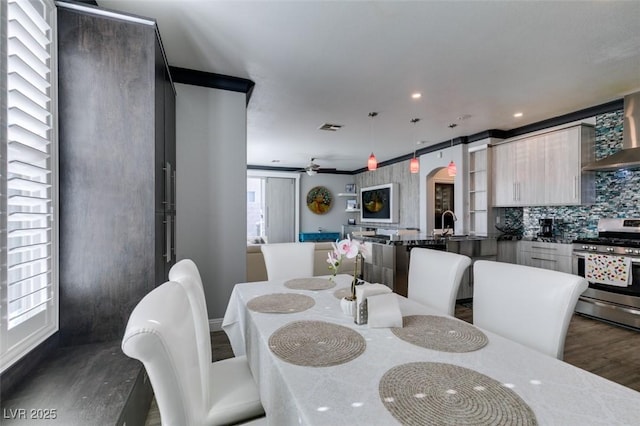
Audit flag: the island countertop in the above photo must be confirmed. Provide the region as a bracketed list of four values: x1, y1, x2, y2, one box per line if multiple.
[354, 233, 494, 246]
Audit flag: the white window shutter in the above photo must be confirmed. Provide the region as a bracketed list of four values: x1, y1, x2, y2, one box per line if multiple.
[2, 0, 58, 373]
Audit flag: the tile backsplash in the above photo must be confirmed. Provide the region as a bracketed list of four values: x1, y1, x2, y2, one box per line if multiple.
[505, 110, 640, 240]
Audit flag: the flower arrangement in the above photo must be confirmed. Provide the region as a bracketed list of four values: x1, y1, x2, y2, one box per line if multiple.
[327, 236, 366, 300]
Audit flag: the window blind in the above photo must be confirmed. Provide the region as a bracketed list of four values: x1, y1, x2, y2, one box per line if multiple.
[2, 0, 57, 372]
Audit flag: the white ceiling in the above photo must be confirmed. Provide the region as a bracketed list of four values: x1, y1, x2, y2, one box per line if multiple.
[98, 0, 640, 172]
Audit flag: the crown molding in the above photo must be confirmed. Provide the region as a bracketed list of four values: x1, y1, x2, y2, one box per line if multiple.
[169, 66, 255, 106]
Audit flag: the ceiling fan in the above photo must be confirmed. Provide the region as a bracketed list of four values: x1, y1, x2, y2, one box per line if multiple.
[296, 158, 336, 176]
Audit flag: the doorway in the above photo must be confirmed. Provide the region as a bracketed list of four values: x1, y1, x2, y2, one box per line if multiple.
[434, 182, 455, 229]
[247, 173, 299, 243]
[426, 167, 455, 234]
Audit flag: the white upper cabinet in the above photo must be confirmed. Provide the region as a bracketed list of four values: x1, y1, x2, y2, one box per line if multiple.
[492, 124, 595, 207]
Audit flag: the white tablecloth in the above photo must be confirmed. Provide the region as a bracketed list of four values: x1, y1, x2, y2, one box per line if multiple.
[222, 274, 640, 426]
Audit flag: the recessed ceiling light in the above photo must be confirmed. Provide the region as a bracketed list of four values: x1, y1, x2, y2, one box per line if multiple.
[411, 93, 422, 99]
[514, 112, 523, 118]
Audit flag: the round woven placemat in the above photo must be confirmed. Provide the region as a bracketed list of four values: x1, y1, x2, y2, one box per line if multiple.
[246, 293, 315, 313]
[391, 315, 488, 353]
[379, 362, 537, 426]
[269, 320, 366, 367]
[284, 277, 336, 290]
[333, 287, 353, 299]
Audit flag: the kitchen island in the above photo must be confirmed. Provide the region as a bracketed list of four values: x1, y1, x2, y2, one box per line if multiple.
[351, 233, 496, 298]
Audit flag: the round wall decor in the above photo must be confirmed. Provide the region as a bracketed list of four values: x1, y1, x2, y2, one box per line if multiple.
[306, 186, 332, 214]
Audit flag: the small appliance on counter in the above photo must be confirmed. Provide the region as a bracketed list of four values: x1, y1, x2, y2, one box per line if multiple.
[538, 218, 554, 238]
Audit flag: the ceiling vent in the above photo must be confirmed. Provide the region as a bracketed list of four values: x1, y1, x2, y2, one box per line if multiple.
[318, 123, 343, 131]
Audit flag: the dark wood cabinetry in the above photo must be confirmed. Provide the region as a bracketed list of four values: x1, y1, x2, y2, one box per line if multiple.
[57, 5, 176, 346]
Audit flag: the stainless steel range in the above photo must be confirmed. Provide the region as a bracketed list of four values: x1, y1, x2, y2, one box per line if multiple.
[572, 218, 640, 330]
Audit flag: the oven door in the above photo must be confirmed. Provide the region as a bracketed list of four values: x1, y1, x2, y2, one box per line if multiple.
[572, 251, 640, 329]
[572, 252, 640, 297]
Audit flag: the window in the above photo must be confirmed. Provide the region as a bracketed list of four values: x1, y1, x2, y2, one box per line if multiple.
[1, 0, 57, 372]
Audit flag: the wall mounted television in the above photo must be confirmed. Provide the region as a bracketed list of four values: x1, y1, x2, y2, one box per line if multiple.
[360, 183, 399, 223]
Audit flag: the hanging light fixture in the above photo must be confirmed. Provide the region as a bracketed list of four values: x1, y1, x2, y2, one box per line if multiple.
[368, 152, 377, 171]
[409, 118, 420, 174]
[410, 153, 420, 173]
[447, 159, 457, 177]
[367, 112, 378, 171]
[447, 123, 457, 177]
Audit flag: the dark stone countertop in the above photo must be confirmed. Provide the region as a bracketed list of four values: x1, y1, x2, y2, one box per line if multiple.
[356, 233, 494, 246]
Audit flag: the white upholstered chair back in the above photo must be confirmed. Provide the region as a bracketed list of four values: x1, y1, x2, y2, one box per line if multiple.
[169, 258, 204, 289]
[122, 281, 205, 425]
[407, 248, 472, 315]
[169, 259, 212, 404]
[473, 260, 588, 359]
[122, 280, 265, 425]
[260, 242, 315, 280]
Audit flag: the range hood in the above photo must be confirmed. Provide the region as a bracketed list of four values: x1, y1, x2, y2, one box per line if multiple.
[583, 91, 640, 172]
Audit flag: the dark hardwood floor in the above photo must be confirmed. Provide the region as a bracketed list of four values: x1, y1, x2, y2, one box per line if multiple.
[145, 304, 640, 425]
[455, 303, 640, 392]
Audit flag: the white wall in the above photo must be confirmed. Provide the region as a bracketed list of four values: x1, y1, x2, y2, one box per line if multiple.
[419, 144, 466, 235]
[175, 83, 247, 320]
[300, 174, 355, 234]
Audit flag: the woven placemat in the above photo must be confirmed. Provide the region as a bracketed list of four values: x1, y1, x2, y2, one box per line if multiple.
[379, 362, 537, 426]
[391, 315, 488, 353]
[269, 320, 366, 367]
[284, 277, 336, 290]
[333, 287, 353, 299]
[247, 293, 315, 313]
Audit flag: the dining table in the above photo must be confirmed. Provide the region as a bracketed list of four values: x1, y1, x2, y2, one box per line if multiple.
[222, 274, 640, 426]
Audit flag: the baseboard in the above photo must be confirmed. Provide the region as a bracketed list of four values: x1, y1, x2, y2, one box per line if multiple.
[209, 318, 223, 332]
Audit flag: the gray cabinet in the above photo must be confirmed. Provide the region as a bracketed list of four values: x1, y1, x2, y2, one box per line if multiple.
[497, 240, 519, 264]
[57, 5, 176, 345]
[492, 136, 544, 206]
[362, 242, 397, 292]
[492, 141, 517, 206]
[492, 124, 594, 206]
[544, 125, 595, 205]
[517, 241, 573, 274]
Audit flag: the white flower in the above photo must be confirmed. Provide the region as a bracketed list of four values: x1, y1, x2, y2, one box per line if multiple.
[328, 237, 365, 277]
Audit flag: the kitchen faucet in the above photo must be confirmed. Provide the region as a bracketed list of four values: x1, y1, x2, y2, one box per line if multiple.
[441, 210, 457, 236]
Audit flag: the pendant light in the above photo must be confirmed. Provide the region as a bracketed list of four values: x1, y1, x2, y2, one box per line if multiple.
[447, 159, 457, 177]
[410, 153, 420, 173]
[447, 123, 457, 177]
[409, 118, 420, 174]
[367, 112, 378, 171]
[368, 153, 377, 171]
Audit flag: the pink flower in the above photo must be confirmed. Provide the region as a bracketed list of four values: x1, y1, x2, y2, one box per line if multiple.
[328, 236, 365, 277]
[336, 236, 360, 259]
[326, 251, 339, 267]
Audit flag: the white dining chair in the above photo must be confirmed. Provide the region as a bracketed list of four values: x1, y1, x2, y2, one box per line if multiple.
[122, 281, 265, 426]
[168, 259, 265, 423]
[473, 260, 588, 360]
[168, 259, 213, 398]
[407, 248, 472, 316]
[260, 242, 315, 280]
